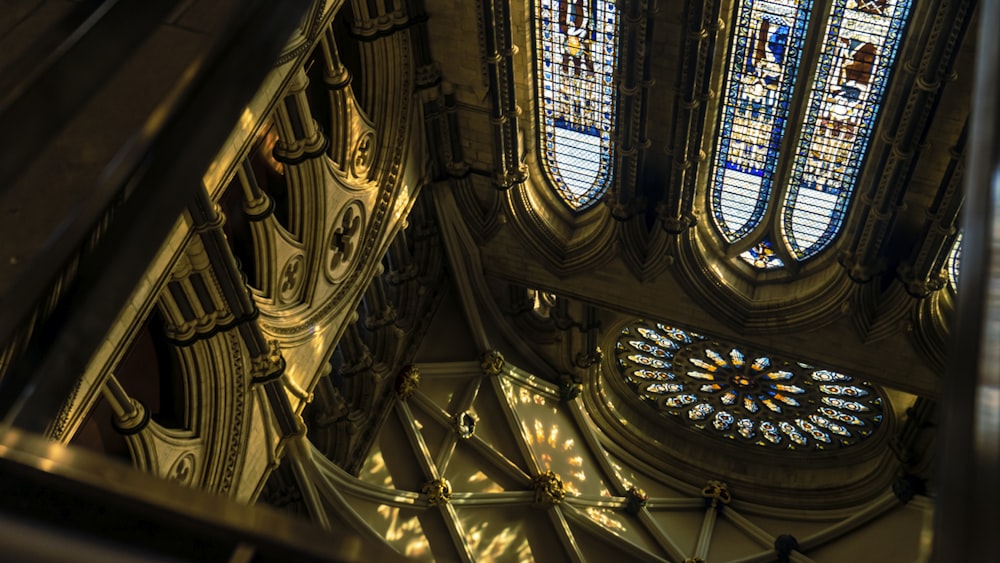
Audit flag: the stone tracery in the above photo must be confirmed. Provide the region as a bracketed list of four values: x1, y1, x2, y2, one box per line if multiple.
[617, 320, 885, 450]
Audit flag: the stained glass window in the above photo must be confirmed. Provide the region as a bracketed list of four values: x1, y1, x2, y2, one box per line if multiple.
[711, 0, 813, 241]
[740, 238, 785, 269]
[616, 320, 884, 450]
[947, 232, 962, 291]
[709, 0, 913, 263]
[781, 0, 913, 259]
[536, 0, 619, 210]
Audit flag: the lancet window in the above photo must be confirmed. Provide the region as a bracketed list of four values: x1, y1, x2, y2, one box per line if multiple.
[535, 0, 619, 210]
[711, 0, 914, 264]
[946, 232, 962, 291]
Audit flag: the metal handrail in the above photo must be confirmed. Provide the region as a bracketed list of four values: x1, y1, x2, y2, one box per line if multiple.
[0, 0, 308, 430]
[0, 426, 393, 562]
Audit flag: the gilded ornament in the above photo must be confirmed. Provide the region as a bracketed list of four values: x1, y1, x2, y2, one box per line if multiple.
[558, 374, 582, 402]
[574, 346, 604, 368]
[624, 486, 648, 515]
[532, 470, 565, 508]
[251, 339, 285, 381]
[701, 479, 732, 508]
[422, 478, 452, 506]
[453, 410, 478, 439]
[395, 365, 421, 400]
[480, 350, 505, 377]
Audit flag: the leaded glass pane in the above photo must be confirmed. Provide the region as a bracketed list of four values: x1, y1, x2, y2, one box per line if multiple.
[947, 232, 962, 290]
[616, 320, 885, 450]
[710, 0, 813, 242]
[781, 0, 913, 259]
[739, 238, 785, 268]
[536, 0, 619, 210]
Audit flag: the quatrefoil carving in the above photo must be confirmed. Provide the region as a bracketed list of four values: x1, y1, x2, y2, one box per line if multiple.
[327, 201, 365, 280]
[352, 132, 374, 177]
[278, 254, 304, 303]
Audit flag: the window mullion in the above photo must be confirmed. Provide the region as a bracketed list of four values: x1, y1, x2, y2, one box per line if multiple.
[760, 0, 835, 232]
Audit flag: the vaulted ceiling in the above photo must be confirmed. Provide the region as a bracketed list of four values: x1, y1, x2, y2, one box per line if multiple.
[411, 0, 975, 398]
[271, 0, 976, 556]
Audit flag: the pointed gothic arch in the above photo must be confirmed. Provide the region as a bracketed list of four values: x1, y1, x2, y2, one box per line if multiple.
[534, 0, 620, 210]
[709, 0, 914, 266]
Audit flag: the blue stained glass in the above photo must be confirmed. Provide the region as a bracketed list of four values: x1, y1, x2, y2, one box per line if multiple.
[629, 340, 670, 358]
[628, 354, 667, 368]
[647, 382, 685, 394]
[780, 421, 809, 446]
[536, 0, 619, 209]
[782, 0, 913, 259]
[820, 384, 869, 397]
[632, 369, 674, 380]
[665, 394, 698, 407]
[809, 414, 851, 436]
[811, 369, 852, 382]
[730, 349, 745, 367]
[688, 403, 715, 420]
[638, 327, 680, 349]
[687, 371, 716, 381]
[711, 0, 813, 242]
[818, 407, 865, 425]
[761, 397, 782, 412]
[706, 348, 730, 367]
[740, 238, 785, 269]
[690, 357, 719, 372]
[617, 320, 883, 451]
[714, 411, 735, 430]
[760, 421, 782, 444]
[797, 418, 833, 442]
[772, 393, 801, 407]
[822, 396, 868, 411]
[657, 324, 695, 343]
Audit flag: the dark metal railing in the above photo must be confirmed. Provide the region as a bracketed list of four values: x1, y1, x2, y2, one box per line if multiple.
[0, 0, 307, 431]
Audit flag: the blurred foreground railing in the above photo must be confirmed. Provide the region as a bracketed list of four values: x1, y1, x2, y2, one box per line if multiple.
[0, 426, 394, 562]
[0, 0, 305, 431]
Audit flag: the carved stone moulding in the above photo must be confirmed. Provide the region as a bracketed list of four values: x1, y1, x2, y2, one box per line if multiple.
[326, 200, 367, 282]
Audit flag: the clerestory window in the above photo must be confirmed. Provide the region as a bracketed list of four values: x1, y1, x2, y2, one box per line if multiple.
[946, 231, 962, 291]
[534, 0, 619, 210]
[711, 0, 914, 267]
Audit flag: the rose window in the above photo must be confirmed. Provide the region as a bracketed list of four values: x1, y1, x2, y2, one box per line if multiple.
[616, 320, 884, 450]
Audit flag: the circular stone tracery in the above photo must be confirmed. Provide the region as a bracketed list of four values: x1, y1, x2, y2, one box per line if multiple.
[616, 321, 884, 451]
